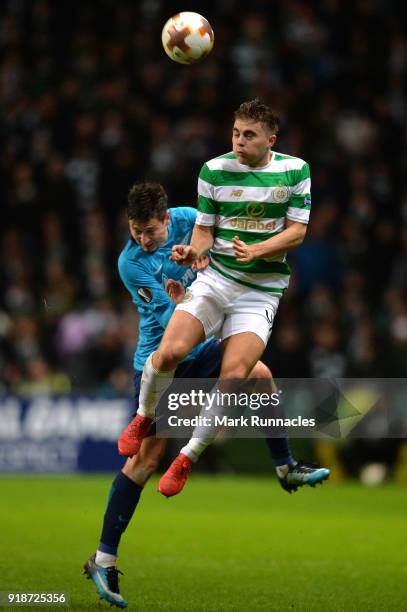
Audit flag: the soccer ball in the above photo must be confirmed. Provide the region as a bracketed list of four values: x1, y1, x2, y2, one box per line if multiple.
[161, 12, 214, 64]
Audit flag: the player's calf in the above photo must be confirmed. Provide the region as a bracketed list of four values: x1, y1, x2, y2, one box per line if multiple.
[122, 437, 166, 485]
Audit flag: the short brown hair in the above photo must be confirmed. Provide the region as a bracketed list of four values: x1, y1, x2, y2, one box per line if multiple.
[234, 98, 280, 134]
[127, 182, 168, 222]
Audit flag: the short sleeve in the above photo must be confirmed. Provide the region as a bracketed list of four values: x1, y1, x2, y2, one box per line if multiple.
[286, 162, 311, 224]
[197, 163, 218, 226]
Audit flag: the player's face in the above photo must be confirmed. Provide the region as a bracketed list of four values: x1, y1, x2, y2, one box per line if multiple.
[129, 212, 170, 252]
[232, 119, 277, 167]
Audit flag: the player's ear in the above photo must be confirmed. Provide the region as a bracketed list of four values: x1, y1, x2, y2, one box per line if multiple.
[164, 211, 170, 226]
[269, 133, 277, 148]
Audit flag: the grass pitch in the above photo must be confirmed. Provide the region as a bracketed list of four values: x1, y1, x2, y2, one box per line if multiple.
[1, 475, 407, 611]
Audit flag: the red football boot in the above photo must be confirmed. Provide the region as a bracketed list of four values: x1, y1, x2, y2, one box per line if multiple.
[158, 453, 193, 497]
[118, 414, 153, 457]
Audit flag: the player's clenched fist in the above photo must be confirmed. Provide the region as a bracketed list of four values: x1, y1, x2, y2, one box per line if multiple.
[170, 244, 198, 265]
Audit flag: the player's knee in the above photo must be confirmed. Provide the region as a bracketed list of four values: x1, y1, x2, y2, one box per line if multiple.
[158, 341, 189, 368]
[220, 361, 250, 379]
[251, 361, 271, 379]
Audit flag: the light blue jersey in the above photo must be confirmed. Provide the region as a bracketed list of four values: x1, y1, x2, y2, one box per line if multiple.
[118, 206, 210, 370]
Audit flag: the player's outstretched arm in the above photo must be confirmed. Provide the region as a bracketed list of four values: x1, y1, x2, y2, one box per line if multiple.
[170, 224, 214, 266]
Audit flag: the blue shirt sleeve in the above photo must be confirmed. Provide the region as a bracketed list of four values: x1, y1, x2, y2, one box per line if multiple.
[118, 257, 176, 330]
[176, 206, 197, 227]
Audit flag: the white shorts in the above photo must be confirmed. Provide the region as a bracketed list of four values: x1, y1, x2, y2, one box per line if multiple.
[175, 266, 280, 346]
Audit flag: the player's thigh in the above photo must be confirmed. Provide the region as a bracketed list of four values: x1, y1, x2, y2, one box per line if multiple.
[159, 310, 206, 359]
[175, 274, 227, 339]
[220, 332, 266, 379]
[222, 292, 280, 348]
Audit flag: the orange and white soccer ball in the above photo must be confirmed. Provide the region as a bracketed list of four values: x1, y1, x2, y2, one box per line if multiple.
[161, 12, 214, 64]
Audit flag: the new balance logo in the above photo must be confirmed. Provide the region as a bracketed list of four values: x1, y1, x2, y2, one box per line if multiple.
[231, 189, 243, 197]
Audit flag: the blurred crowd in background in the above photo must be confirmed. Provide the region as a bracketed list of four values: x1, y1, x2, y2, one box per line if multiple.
[1, 0, 406, 395]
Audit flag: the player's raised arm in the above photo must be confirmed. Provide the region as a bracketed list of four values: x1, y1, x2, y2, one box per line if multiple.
[232, 159, 311, 262]
[170, 224, 214, 265]
[170, 160, 217, 265]
[191, 223, 215, 255]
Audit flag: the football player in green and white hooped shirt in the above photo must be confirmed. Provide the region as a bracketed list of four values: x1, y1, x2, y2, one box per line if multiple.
[196, 116, 310, 294]
[118, 98, 328, 498]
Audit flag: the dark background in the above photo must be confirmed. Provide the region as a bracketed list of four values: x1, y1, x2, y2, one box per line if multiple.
[1, 0, 406, 397]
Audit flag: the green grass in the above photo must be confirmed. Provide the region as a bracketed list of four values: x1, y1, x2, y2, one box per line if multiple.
[1, 475, 407, 611]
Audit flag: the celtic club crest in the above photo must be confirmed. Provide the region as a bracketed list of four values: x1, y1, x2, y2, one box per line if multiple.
[272, 185, 289, 203]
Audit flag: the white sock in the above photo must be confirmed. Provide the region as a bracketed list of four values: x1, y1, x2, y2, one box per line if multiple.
[138, 353, 175, 419]
[181, 381, 224, 462]
[182, 379, 266, 463]
[95, 550, 117, 568]
[181, 438, 214, 462]
[275, 464, 289, 478]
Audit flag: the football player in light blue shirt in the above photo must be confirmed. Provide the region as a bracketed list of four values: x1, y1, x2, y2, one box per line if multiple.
[84, 182, 328, 608]
[118, 202, 211, 371]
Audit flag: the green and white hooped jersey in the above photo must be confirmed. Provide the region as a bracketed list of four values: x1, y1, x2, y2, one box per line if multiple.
[197, 151, 311, 294]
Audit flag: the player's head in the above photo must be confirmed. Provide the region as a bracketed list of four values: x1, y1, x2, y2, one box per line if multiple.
[127, 182, 170, 252]
[233, 99, 279, 167]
